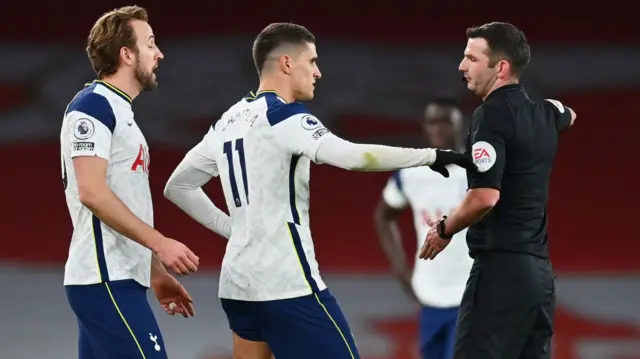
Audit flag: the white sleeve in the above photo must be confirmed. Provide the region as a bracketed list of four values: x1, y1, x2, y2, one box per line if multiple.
[268, 102, 332, 163]
[315, 133, 437, 171]
[164, 130, 232, 239]
[66, 92, 115, 160]
[382, 172, 409, 209]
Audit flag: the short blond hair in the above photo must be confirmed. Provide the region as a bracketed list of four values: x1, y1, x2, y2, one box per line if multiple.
[86, 6, 149, 79]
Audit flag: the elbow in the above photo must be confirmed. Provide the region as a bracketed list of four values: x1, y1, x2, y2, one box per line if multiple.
[480, 190, 500, 209]
[163, 182, 177, 201]
[163, 181, 187, 203]
[78, 183, 102, 209]
[470, 188, 500, 210]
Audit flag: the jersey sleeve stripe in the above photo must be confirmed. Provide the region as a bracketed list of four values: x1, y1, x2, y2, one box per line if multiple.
[288, 155, 301, 225]
[266, 102, 308, 126]
[66, 91, 117, 133]
[286, 222, 320, 293]
[92, 215, 110, 282]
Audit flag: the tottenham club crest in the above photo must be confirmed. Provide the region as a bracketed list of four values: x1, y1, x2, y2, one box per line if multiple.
[73, 118, 95, 140]
[301, 115, 322, 130]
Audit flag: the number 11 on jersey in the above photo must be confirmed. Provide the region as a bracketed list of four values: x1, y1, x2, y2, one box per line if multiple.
[223, 138, 249, 207]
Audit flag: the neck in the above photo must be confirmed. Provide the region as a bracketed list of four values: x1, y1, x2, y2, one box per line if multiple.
[257, 74, 295, 103]
[100, 71, 141, 101]
[482, 77, 519, 101]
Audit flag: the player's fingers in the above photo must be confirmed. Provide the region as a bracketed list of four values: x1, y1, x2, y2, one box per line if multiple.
[425, 243, 436, 260]
[162, 304, 174, 315]
[186, 250, 200, 267]
[434, 167, 450, 178]
[180, 302, 192, 318]
[181, 256, 198, 274]
[172, 261, 189, 276]
[184, 301, 196, 317]
[418, 240, 429, 259]
[418, 241, 426, 259]
[461, 157, 478, 171]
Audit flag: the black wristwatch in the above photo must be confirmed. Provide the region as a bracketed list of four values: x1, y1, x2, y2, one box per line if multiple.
[437, 216, 454, 240]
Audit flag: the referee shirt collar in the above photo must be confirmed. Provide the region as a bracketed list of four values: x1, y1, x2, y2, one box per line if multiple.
[485, 83, 523, 101]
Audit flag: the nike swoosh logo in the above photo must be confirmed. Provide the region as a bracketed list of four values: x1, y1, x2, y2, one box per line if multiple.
[127, 122, 133, 126]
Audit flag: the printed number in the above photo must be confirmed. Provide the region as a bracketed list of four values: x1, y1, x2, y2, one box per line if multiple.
[223, 138, 249, 207]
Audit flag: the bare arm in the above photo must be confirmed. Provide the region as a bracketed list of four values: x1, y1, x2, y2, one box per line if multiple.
[373, 199, 409, 275]
[151, 254, 168, 283]
[75, 156, 198, 275]
[74, 156, 166, 251]
[440, 188, 499, 236]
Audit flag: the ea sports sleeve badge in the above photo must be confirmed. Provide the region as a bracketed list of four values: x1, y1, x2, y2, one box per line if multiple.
[472, 141, 497, 172]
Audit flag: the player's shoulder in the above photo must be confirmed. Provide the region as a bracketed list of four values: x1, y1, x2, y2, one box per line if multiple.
[259, 95, 314, 127]
[66, 83, 116, 132]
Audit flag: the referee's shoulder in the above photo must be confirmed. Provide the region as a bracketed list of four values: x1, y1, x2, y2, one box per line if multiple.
[473, 98, 510, 119]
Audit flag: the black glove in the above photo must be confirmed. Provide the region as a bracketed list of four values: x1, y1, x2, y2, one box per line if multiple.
[429, 150, 477, 178]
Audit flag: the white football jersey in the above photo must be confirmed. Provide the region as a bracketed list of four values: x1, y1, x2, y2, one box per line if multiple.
[61, 80, 153, 287]
[189, 91, 332, 301]
[382, 166, 473, 307]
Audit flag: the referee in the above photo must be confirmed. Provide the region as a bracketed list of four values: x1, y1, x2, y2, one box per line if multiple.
[419, 22, 576, 359]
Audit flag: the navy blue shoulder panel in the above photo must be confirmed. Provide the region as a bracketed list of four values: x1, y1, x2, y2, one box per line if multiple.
[66, 89, 116, 133]
[266, 101, 309, 127]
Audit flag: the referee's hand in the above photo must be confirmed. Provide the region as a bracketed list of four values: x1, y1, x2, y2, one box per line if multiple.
[419, 219, 451, 260]
[429, 150, 477, 178]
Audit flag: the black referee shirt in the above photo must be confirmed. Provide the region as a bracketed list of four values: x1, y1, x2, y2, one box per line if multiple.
[465, 84, 572, 259]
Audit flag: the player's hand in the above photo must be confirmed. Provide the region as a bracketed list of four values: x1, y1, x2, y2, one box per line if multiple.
[430, 150, 477, 178]
[152, 274, 195, 318]
[154, 237, 199, 276]
[419, 218, 451, 260]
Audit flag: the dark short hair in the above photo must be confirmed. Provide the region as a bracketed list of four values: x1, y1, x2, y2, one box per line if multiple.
[466, 22, 530, 78]
[252, 23, 315, 75]
[427, 94, 462, 110]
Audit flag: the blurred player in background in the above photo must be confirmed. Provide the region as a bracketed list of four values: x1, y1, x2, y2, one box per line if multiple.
[374, 96, 473, 359]
[163, 23, 476, 359]
[61, 6, 198, 359]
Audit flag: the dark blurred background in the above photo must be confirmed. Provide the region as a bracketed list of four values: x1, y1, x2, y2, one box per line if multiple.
[1, 1, 638, 358]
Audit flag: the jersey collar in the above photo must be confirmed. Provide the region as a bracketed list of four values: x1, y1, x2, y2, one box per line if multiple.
[485, 83, 523, 101]
[244, 90, 288, 104]
[86, 80, 133, 105]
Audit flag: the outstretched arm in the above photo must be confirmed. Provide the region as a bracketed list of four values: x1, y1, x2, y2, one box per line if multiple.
[315, 134, 435, 171]
[269, 102, 475, 176]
